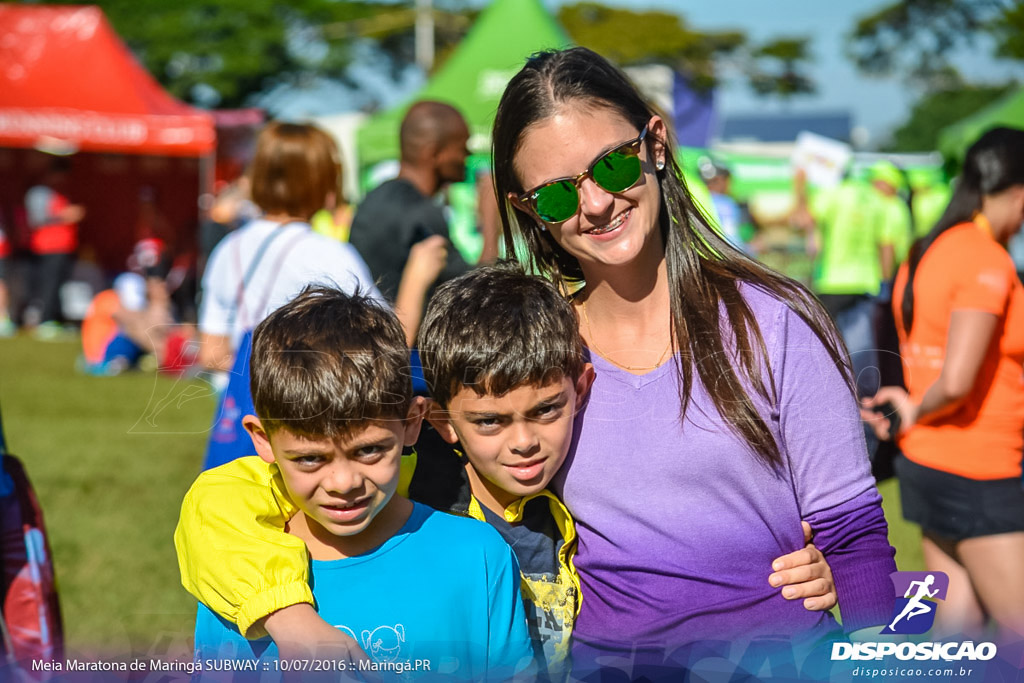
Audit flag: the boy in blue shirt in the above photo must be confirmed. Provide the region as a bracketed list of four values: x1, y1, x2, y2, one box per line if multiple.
[178, 266, 836, 677]
[184, 286, 532, 679]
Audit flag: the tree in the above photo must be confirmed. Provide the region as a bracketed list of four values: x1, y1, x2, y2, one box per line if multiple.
[59, 0, 480, 109]
[558, 3, 814, 99]
[847, 0, 1021, 89]
[75, 0, 814, 110]
[65, 0, 391, 107]
[558, 3, 744, 92]
[747, 38, 815, 99]
[847, 0, 1022, 151]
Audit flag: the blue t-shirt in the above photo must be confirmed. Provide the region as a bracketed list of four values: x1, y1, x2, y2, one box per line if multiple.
[194, 502, 533, 680]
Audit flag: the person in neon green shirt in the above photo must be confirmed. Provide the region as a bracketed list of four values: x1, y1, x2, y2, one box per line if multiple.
[310, 204, 353, 243]
[909, 174, 952, 239]
[808, 162, 910, 404]
[811, 178, 888, 299]
[868, 161, 913, 272]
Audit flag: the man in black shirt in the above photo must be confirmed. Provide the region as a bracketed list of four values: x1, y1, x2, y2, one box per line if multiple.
[349, 101, 498, 299]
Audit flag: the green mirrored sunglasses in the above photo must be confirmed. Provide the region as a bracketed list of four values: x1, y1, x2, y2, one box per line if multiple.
[518, 126, 649, 224]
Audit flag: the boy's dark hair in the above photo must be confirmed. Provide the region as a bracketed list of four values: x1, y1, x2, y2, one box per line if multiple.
[249, 285, 412, 437]
[418, 262, 584, 408]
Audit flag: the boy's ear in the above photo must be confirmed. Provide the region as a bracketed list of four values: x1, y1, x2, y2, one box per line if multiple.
[242, 415, 275, 464]
[402, 396, 428, 447]
[424, 399, 459, 444]
[573, 363, 596, 413]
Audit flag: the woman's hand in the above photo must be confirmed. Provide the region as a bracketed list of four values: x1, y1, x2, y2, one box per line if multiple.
[403, 235, 448, 291]
[860, 386, 915, 441]
[394, 235, 449, 346]
[768, 522, 837, 612]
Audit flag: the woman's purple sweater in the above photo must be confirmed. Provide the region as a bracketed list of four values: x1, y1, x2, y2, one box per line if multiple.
[553, 285, 896, 650]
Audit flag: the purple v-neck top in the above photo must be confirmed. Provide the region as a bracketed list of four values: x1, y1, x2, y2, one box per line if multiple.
[552, 284, 895, 651]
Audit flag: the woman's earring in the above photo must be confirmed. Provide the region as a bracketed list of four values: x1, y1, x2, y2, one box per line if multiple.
[537, 222, 547, 232]
[656, 159, 666, 171]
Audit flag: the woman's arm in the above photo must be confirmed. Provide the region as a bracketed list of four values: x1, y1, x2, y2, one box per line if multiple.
[863, 310, 998, 439]
[197, 241, 237, 371]
[773, 304, 897, 633]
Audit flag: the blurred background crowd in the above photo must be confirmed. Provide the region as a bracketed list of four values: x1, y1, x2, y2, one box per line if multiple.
[1, 0, 1020, 359]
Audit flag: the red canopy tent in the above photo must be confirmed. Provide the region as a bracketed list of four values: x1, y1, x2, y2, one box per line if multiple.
[0, 4, 215, 275]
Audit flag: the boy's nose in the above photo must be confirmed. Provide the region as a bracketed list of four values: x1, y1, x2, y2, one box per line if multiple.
[508, 422, 540, 455]
[323, 463, 363, 494]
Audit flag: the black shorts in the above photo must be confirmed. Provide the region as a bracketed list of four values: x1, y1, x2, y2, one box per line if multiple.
[0, 256, 6, 280]
[896, 456, 1024, 541]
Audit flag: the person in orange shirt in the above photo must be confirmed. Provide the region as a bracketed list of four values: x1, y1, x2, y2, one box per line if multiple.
[24, 157, 85, 338]
[863, 127, 1024, 640]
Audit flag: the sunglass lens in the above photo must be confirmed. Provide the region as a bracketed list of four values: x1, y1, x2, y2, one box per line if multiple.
[534, 180, 579, 223]
[593, 151, 642, 193]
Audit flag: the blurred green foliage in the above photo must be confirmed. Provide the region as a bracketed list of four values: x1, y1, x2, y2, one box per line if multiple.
[847, 0, 1020, 90]
[54, 0, 417, 107]
[847, 0, 1022, 151]
[885, 83, 1015, 152]
[52, 0, 820, 108]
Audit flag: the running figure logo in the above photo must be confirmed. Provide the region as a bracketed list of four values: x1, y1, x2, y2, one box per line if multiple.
[881, 571, 949, 635]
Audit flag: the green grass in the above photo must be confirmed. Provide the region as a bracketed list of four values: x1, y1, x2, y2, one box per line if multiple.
[879, 476, 925, 571]
[0, 334, 924, 656]
[0, 333, 215, 657]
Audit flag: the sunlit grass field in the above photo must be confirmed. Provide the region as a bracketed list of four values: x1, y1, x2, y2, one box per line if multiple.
[0, 333, 213, 659]
[0, 333, 922, 656]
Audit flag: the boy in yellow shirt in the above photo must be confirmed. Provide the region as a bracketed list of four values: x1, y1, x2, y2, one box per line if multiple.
[182, 285, 532, 678]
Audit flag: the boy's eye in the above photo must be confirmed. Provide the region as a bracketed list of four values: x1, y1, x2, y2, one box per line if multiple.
[356, 445, 386, 458]
[533, 403, 564, 420]
[470, 416, 504, 431]
[292, 455, 326, 467]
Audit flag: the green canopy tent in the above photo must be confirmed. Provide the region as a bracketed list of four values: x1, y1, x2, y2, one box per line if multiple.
[356, 0, 571, 170]
[939, 87, 1024, 162]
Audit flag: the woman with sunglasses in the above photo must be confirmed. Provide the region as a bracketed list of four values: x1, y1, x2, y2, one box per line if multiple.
[493, 47, 896, 674]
